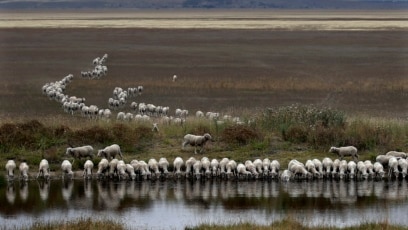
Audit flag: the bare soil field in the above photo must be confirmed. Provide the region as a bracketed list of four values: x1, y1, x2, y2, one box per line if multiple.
[0, 11, 407, 120]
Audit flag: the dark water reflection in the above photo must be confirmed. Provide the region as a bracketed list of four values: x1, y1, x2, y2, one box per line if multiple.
[1, 179, 408, 229]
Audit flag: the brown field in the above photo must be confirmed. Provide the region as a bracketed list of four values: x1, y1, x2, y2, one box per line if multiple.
[0, 10, 407, 120]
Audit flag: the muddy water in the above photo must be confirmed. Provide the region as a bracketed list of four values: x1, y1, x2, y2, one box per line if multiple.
[1, 179, 408, 229]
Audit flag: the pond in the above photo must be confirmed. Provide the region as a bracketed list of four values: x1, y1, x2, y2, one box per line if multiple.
[1, 179, 408, 229]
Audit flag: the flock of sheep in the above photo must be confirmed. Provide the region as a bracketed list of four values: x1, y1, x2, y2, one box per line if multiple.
[5, 142, 408, 183]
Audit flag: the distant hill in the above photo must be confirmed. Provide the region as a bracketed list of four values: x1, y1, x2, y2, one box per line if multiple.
[0, 0, 407, 9]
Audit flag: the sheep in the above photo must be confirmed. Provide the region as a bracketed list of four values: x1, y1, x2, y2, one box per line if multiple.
[97, 158, 109, 179]
[107, 158, 119, 179]
[262, 158, 271, 177]
[322, 157, 333, 178]
[185, 157, 197, 177]
[172, 74, 177, 82]
[253, 159, 263, 175]
[61, 160, 74, 179]
[376, 154, 394, 167]
[329, 146, 359, 161]
[173, 157, 184, 178]
[338, 160, 348, 180]
[138, 160, 151, 179]
[398, 158, 408, 178]
[288, 160, 311, 179]
[81, 160, 93, 180]
[210, 159, 219, 177]
[373, 162, 386, 179]
[332, 159, 341, 178]
[219, 158, 229, 178]
[364, 160, 375, 178]
[97, 144, 123, 160]
[152, 123, 159, 132]
[37, 159, 50, 180]
[312, 159, 324, 178]
[116, 160, 127, 180]
[201, 157, 212, 178]
[158, 157, 170, 176]
[196, 111, 204, 118]
[66, 145, 94, 161]
[226, 160, 237, 179]
[305, 160, 320, 178]
[193, 160, 203, 180]
[270, 160, 280, 179]
[126, 164, 136, 180]
[357, 161, 368, 180]
[280, 169, 292, 182]
[19, 162, 29, 181]
[237, 163, 252, 179]
[5, 160, 16, 181]
[386, 151, 407, 159]
[347, 161, 357, 179]
[182, 133, 212, 154]
[388, 157, 399, 178]
[245, 160, 258, 179]
[148, 158, 160, 178]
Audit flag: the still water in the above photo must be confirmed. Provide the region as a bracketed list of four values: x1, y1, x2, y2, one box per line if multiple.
[1, 179, 408, 229]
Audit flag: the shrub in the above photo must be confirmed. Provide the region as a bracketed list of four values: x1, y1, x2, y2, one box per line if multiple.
[221, 125, 261, 145]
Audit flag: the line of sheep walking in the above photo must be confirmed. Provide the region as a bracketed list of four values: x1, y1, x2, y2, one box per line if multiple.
[5, 143, 408, 183]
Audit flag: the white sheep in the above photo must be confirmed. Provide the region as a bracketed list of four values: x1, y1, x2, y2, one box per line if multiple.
[201, 157, 212, 178]
[280, 169, 292, 182]
[83, 160, 94, 180]
[148, 158, 160, 178]
[182, 133, 212, 154]
[253, 159, 263, 175]
[196, 110, 204, 118]
[173, 157, 184, 178]
[210, 159, 219, 177]
[19, 162, 29, 181]
[97, 158, 109, 179]
[386, 151, 407, 158]
[262, 158, 271, 177]
[388, 157, 399, 178]
[66, 145, 94, 160]
[373, 162, 385, 179]
[109, 159, 119, 179]
[288, 160, 311, 179]
[126, 164, 136, 180]
[237, 163, 252, 179]
[376, 154, 394, 167]
[226, 160, 237, 179]
[61, 160, 74, 179]
[37, 159, 50, 180]
[193, 160, 203, 180]
[332, 159, 341, 177]
[5, 160, 16, 181]
[322, 157, 333, 178]
[152, 123, 159, 132]
[357, 161, 368, 180]
[245, 160, 258, 179]
[312, 159, 324, 178]
[364, 160, 375, 178]
[97, 144, 123, 160]
[329, 146, 359, 161]
[338, 160, 348, 180]
[158, 157, 169, 176]
[172, 74, 177, 82]
[138, 160, 151, 179]
[270, 160, 280, 179]
[116, 160, 127, 180]
[398, 158, 408, 178]
[347, 161, 357, 179]
[185, 157, 197, 177]
[305, 160, 320, 178]
[219, 158, 229, 178]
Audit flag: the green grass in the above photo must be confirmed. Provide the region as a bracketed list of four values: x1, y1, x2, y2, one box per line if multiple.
[0, 105, 407, 174]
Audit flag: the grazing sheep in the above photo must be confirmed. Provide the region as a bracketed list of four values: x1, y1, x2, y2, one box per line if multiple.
[37, 159, 50, 180]
[386, 151, 407, 159]
[270, 160, 280, 179]
[373, 162, 385, 179]
[61, 160, 74, 179]
[388, 157, 400, 178]
[237, 163, 252, 179]
[66, 145, 94, 160]
[398, 158, 408, 178]
[322, 157, 333, 178]
[347, 161, 357, 179]
[182, 133, 212, 154]
[19, 162, 29, 181]
[138, 160, 151, 180]
[5, 160, 16, 181]
[172, 74, 177, 82]
[83, 160, 94, 180]
[338, 160, 348, 180]
[158, 158, 170, 176]
[312, 159, 324, 178]
[332, 159, 341, 178]
[97, 144, 123, 160]
[97, 158, 109, 179]
[226, 160, 237, 179]
[173, 157, 184, 178]
[196, 111, 204, 118]
[193, 160, 203, 180]
[329, 146, 359, 161]
[148, 158, 160, 178]
[305, 160, 320, 178]
[357, 161, 368, 180]
[201, 157, 212, 178]
[280, 169, 292, 182]
[288, 160, 311, 179]
[219, 158, 229, 178]
[210, 159, 219, 177]
[245, 160, 258, 179]
[376, 154, 394, 167]
[253, 159, 263, 175]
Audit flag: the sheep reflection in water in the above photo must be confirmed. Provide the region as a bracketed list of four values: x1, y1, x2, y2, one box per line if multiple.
[38, 180, 50, 201]
[6, 183, 16, 204]
[19, 181, 29, 202]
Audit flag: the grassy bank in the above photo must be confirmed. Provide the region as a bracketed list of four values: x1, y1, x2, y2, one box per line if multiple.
[0, 105, 407, 173]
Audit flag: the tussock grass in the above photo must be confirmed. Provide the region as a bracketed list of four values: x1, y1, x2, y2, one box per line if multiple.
[18, 217, 124, 230]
